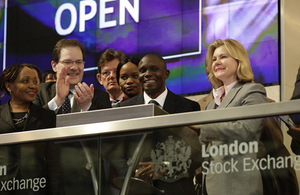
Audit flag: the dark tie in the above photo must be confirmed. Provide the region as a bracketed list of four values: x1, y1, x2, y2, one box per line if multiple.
[62, 93, 71, 114]
[148, 100, 160, 107]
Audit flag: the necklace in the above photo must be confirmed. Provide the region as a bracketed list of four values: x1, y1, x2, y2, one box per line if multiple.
[12, 110, 30, 126]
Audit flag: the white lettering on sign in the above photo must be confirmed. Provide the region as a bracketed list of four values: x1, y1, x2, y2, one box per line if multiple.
[55, 3, 77, 35]
[0, 165, 6, 176]
[55, 0, 140, 35]
[80, 0, 97, 32]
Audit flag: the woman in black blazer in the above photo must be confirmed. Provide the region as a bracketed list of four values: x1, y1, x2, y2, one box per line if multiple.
[0, 64, 61, 194]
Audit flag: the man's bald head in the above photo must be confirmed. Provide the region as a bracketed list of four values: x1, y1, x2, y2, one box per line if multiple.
[138, 54, 170, 99]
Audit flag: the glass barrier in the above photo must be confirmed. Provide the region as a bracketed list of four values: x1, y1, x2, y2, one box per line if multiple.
[0, 100, 299, 195]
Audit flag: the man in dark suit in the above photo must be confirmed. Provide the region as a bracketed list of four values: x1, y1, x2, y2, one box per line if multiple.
[120, 54, 200, 113]
[96, 48, 126, 106]
[119, 54, 200, 195]
[34, 39, 111, 112]
[33, 39, 111, 195]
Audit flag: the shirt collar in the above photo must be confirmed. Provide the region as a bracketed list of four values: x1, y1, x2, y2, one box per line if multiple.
[213, 81, 238, 106]
[226, 81, 238, 93]
[110, 93, 124, 102]
[144, 87, 168, 107]
[69, 88, 75, 95]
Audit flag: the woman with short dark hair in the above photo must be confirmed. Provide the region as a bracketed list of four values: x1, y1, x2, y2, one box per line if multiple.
[0, 63, 61, 194]
[116, 57, 142, 101]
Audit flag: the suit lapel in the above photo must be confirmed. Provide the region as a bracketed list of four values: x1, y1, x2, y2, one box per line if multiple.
[163, 90, 177, 114]
[71, 100, 81, 112]
[218, 82, 243, 109]
[0, 102, 15, 130]
[50, 83, 57, 100]
[136, 93, 145, 104]
[25, 103, 39, 129]
[206, 100, 216, 110]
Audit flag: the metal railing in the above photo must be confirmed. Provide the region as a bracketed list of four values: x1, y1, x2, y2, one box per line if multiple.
[0, 99, 299, 145]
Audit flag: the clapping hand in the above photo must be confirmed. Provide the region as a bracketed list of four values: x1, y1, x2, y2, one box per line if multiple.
[54, 66, 70, 107]
[74, 82, 94, 111]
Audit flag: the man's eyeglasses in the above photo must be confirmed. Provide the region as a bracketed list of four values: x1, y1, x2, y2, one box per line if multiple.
[59, 60, 85, 66]
[101, 70, 117, 78]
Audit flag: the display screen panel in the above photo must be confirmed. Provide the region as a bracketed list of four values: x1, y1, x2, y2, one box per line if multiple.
[0, 0, 279, 104]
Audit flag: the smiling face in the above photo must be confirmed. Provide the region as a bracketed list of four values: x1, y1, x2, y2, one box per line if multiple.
[138, 55, 169, 99]
[5, 67, 40, 105]
[52, 46, 84, 89]
[119, 62, 142, 99]
[212, 46, 238, 86]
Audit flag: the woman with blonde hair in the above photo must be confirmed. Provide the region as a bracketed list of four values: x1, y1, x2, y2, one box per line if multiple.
[199, 39, 267, 195]
[205, 39, 254, 90]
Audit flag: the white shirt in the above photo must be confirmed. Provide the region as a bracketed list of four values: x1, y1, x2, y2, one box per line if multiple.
[143, 87, 168, 108]
[48, 89, 90, 113]
[110, 93, 124, 104]
[48, 90, 74, 114]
